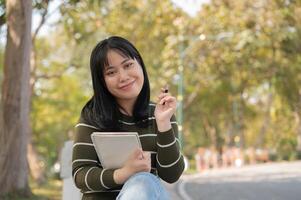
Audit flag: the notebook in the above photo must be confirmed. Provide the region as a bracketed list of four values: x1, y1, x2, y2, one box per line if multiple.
[91, 132, 142, 169]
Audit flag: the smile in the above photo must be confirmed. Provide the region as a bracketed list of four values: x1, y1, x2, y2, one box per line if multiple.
[119, 80, 135, 90]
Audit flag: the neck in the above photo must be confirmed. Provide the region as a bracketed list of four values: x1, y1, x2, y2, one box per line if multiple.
[117, 99, 135, 116]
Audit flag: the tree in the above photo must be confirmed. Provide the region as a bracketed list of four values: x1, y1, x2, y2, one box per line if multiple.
[0, 0, 5, 27]
[0, 0, 32, 196]
[171, 0, 301, 158]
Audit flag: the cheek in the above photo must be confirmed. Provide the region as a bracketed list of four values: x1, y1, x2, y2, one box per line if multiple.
[140, 74, 144, 85]
[137, 68, 144, 83]
[104, 78, 115, 92]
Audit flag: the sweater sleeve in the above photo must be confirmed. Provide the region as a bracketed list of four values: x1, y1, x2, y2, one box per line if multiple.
[156, 115, 185, 183]
[72, 123, 122, 192]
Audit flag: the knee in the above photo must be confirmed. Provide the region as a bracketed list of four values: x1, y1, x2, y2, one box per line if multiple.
[132, 171, 154, 177]
[129, 172, 158, 183]
[117, 172, 169, 200]
[117, 172, 159, 200]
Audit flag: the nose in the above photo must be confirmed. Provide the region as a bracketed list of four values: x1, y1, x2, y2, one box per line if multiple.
[119, 68, 130, 82]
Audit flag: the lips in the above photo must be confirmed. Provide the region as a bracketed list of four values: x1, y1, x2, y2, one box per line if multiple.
[119, 80, 135, 90]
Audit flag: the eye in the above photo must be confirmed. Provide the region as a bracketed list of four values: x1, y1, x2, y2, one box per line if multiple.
[106, 70, 117, 76]
[125, 62, 134, 68]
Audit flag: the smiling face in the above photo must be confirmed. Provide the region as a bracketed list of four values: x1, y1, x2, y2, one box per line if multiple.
[103, 50, 144, 106]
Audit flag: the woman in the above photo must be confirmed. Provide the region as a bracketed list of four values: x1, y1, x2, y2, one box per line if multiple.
[72, 36, 184, 200]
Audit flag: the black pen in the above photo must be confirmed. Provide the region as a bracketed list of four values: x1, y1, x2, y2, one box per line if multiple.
[164, 86, 168, 93]
[163, 85, 168, 105]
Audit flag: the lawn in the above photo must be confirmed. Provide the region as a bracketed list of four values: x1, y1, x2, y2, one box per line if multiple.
[31, 179, 62, 200]
[1, 179, 62, 200]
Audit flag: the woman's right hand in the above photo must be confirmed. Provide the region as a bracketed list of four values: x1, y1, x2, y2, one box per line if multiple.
[113, 148, 151, 184]
[124, 148, 151, 174]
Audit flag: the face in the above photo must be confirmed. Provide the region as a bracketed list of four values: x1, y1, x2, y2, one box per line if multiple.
[103, 50, 144, 104]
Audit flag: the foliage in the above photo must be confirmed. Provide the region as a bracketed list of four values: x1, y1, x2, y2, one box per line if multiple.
[176, 0, 301, 159]
[30, 31, 90, 169]
[102, 0, 187, 96]
[28, 0, 301, 166]
[2, 0, 301, 178]
[0, 0, 5, 27]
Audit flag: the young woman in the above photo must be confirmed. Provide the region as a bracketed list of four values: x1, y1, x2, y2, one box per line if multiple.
[72, 36, 184, 200]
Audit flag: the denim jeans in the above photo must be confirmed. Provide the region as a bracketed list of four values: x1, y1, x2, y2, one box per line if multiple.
[116, 172, 170, 200]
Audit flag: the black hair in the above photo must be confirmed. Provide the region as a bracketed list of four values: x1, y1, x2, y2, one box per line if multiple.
[80, 36, 151, 130]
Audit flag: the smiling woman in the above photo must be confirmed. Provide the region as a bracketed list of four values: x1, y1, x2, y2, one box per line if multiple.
[103, 50, 144, 115]
[72, 36, 185, 200]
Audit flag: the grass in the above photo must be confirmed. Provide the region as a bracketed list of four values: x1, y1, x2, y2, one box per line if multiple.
[1, 167, 197, 200]
[1, 194, 43, 200]
[1, 178, 62, 200]
[31, 178, 62, 200]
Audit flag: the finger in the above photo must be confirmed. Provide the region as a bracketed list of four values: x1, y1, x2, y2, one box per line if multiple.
[133, 148, 143, 159]
[160, 88, 170, 94]
[159, 96, 176, 105]
[140, 156, 151, 168]
[161, 85, 169, 92]
[156, 90, 166, 100]
[158, 93, 170, 99]
[142, 151, 151, 160]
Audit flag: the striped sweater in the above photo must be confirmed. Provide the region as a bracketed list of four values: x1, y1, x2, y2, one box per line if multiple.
[72, 103, 185, 200]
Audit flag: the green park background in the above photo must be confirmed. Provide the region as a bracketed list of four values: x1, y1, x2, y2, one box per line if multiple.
[0, 0, 301, 199]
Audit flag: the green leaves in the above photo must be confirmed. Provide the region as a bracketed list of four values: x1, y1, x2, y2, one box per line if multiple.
[23, 0, 301, 166]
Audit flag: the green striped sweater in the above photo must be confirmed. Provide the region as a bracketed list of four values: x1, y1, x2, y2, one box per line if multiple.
[72, 103, 185, 200]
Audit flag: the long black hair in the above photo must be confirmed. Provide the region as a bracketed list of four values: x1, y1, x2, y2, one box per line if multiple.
[80, 36, 151, 130]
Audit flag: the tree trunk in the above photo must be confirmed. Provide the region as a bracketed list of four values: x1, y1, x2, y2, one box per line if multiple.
[27, 143, 46, 184]
[26, 43, 46, 184]
[26, 1, 51, 183]
[0, 0, 32, 196]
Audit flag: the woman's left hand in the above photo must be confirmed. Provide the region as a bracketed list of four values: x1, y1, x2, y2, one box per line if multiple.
[154, 88, 177, 131]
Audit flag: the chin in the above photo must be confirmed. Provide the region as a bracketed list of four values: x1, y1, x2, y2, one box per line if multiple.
[115, 91, 137, 99]
[123, 94, 139, 100]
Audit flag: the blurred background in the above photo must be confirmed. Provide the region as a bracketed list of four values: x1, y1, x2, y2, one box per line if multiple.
[0, 0, 301, 199]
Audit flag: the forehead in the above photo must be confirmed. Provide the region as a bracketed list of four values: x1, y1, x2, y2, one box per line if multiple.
[106, 50, 130, 67]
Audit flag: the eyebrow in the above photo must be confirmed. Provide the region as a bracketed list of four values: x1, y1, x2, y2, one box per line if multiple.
[106, 58, 131, 69]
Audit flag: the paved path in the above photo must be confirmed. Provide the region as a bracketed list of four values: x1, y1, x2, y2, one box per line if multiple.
[164, 182, 182, 200]
[167, 161, 301, 200]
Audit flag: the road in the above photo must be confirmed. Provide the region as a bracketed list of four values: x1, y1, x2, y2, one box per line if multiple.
[168, 161, 301, 200]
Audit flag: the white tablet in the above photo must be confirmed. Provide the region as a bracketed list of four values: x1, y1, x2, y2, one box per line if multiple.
[91, 132, 142, 169]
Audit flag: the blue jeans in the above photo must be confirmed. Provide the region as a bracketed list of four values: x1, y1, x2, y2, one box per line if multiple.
[116, 172, 170, 200]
